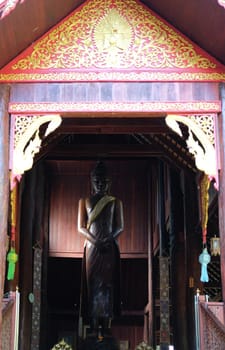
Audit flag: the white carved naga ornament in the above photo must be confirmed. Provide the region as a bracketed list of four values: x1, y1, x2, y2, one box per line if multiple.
[11, 114, 62, 187]
[165, 114, 218, 188]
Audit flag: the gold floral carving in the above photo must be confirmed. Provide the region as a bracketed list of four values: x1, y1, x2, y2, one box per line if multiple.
[9, 0, 219, 71]
[13, 115, 40, 147]
[165, 114, 217, 186]
[9, 101, 221, 114]
[1, 71, 225, 82]
[188, 114, 216, 146]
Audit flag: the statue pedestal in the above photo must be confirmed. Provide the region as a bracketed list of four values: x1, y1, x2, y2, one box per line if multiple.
[79, 335, 120, 350]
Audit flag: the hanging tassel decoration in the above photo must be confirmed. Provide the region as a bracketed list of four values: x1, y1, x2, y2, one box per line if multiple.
[7, 246, 18, 280]
[7, 180, 18, 281]
[198, 174, 211, 282]
[199, 247, 211, 283]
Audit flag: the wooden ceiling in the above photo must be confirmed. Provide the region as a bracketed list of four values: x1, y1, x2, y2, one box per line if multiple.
[38, 116, 196, 174]
[0, 0, 225, 69]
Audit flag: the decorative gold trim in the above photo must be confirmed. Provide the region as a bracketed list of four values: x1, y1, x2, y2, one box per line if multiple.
[13, 115, 40, 148]
[9, 101, 221, 114]
[199, 174, 210, 243]
[188, 114, 215, 146]
[1, 71, 225, 82]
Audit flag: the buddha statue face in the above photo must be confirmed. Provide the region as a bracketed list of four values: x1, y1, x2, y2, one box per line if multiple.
[91, 162, 111, 195]
[92, 176, 111, 195]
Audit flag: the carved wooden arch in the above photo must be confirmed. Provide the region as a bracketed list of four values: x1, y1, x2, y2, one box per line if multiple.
[10, 112, 219, 184]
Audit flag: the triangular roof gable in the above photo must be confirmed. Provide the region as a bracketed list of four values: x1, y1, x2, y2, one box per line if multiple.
[1, 0, 225, 82]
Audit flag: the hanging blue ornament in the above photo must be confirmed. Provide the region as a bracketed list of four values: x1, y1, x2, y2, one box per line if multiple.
[199, 247, 211, 283]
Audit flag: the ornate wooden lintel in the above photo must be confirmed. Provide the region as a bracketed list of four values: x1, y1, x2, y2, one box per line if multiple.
[9, 114, 62, 188]
[8, 101, 221, 114]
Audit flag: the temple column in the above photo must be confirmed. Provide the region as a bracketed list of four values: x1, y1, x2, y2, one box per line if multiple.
[218, 84, 225, 303]
[169, 168, 188, 350]
[0, 84, 10, 350]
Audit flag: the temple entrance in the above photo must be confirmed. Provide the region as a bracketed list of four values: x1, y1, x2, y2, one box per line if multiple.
[1, 1, 224, 349]
[12, 107, 221, 350]
[8, 104, 220, 350]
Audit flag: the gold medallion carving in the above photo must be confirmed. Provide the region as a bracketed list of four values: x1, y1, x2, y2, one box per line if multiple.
[93, 8, 133, 67]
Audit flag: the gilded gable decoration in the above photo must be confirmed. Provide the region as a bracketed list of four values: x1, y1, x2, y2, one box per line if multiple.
[1, 0, 225, 82]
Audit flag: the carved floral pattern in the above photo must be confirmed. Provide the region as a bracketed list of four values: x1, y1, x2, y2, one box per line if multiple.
[159, 257, 170, 344]
[1, 71, 225, 81]
[199, 304, 225, 349]
[9, 101, 221, 114]
[31, 247, 42, 350]
[2, 305, 13, 350]
[11, 0, 216, 71]
[188, 114, 215, 146]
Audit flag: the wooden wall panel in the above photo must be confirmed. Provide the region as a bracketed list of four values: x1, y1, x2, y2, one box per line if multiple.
[112, 325, 144, 350]
[48, 160, 149, 257]
[10, 82, 219, 104]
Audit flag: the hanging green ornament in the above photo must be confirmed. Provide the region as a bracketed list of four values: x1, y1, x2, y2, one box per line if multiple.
[7, 247, 18, 280]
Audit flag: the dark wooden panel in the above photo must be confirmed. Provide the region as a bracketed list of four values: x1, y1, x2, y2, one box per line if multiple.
[48, 160, 149, 257]
[49, 173, 87, 256]
[143, 0, 225, 65]
[112, 325, 144, 350]
[0, 0, 85, 69]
